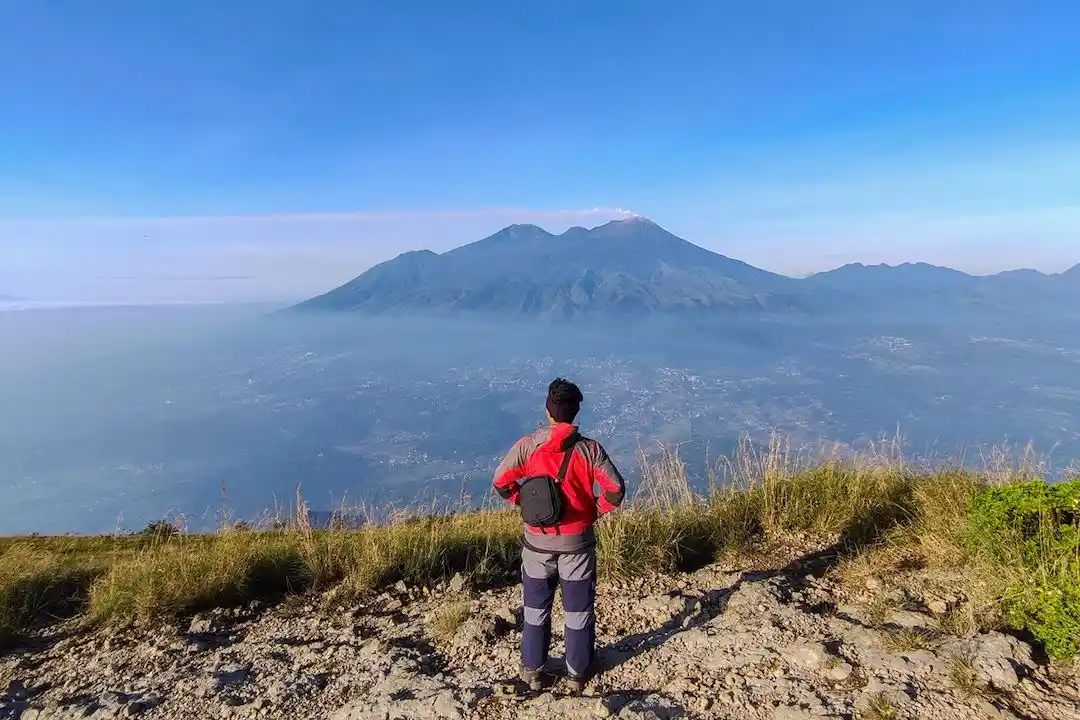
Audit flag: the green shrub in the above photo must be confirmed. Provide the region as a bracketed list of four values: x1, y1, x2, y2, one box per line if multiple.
[967, 480, 1080, 659]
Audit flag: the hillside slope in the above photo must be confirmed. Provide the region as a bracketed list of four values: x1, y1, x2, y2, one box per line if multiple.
[2, 546, 1076, 720]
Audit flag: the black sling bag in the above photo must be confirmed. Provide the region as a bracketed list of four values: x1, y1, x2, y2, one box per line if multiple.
[518, 442, 578, 530]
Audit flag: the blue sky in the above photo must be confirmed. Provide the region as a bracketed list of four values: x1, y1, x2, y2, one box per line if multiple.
[2, 1, 1079, 301]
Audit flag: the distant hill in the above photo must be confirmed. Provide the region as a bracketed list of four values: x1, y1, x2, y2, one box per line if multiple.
[806, 262, 979, 295]
[1062, 263, 1080, 278]
[0, 294, 17, 302]
[806, 261, 1079, 313]
[295, 219, 1078, 318]
[296, 217, 816, 317]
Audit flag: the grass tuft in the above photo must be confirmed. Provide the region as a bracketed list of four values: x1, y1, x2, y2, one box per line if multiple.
[947, 652, 981, 697]
[429, 599, 472, 643]
[882, 627, 935, 653]
[863, 692, 899, 720]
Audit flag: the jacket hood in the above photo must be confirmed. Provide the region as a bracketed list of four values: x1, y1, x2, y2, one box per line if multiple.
[532, 422, 581, 451]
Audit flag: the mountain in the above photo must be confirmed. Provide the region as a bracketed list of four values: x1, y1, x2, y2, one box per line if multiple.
[806, 260, 1080, 314]
[0, 294, 17, 302]
[296, 217, 813, 317]
[296, 218, 1078, 318]
[806, 262, 979, 295]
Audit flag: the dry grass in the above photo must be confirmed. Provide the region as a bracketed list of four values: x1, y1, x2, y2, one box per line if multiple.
[1, 436, 1076, 661]
[429, 599, 472, 643]
[947, 651, 981, 697]
[882, 627, 935, 653]
[862, 692, 900, 720]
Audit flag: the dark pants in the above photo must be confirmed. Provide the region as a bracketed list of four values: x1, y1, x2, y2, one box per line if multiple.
[520, 545, 597, 678]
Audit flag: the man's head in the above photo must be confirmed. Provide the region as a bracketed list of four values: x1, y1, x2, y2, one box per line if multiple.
[546, 377, 583, 425]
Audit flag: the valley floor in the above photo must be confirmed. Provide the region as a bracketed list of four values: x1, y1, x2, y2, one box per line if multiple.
[2, 541, 1077, 720]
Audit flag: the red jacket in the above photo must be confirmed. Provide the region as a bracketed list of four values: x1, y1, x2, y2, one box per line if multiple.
[493, 422, 626, 535]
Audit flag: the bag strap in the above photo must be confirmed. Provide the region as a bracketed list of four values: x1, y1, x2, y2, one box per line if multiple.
[555, 440, 579, 483]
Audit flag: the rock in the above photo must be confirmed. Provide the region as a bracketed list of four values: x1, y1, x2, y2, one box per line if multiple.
[99, 691, 127, 713]
[773, 708, 813, 720]
[432, 691, 464, 720]
[901, 649, 939, 674]
[827, 661, 854, 681]
[780, 640, 828, 670]
[968, 633, 1034, 690]
[449, 573, 467, 594]
[128, 696, 159, 714]
[494, 606, 517, 626]
[676, 627, 711, 652]
[886, 611, 931, 629]
[393, 581, 408, 594]
[926, 598, 949, 615]
[189, 616, 215, 634]
[598, 693, 681, 719]
[215, 665, 250, 689]
[329, 671, 464, 720]
[703, 648, 773, 671]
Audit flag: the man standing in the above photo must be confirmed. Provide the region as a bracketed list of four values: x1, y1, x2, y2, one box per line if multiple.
[493, 378, 626, 692]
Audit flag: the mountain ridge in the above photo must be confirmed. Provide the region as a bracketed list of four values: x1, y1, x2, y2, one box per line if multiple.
[297, 218, 811, 317]
[295, 218, 1078, 318]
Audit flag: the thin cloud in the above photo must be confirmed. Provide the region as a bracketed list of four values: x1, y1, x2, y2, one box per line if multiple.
[0, 207, 636, 302]
[0, 207, 635, 228]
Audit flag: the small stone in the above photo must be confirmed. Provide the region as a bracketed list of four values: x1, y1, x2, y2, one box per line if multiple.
[189, 616, 214, 634]
[774, 707, 813, 720]
[215, 665, 250, 688]
[887, 611, 931, 629]
[926, 598, 948, 615]
[449, 573, 467, 594]
[393, 581, 408, 594]
[827, 661, 854, 682]
[780, 641, 828, 670]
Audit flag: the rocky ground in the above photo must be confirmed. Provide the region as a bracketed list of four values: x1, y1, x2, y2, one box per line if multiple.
[2, 541, 1078, 720]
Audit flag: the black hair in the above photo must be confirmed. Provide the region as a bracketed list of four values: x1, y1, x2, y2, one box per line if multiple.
[546, 377, 583, 424]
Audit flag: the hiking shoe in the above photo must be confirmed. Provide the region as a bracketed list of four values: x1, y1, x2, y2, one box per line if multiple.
[519, 665, 544, 692]
[565, 675, 588, 693]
